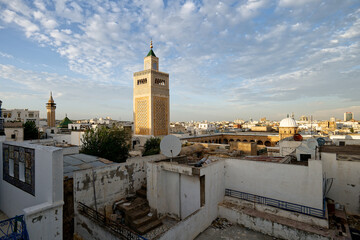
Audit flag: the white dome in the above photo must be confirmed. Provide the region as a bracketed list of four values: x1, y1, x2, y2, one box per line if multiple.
[279, 118, 298, 128]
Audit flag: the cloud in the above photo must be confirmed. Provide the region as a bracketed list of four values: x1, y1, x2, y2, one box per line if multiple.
[0, 0, 359, 120]
[0, 64, 133, 119]
[278, 0, 320, 8]
[0, 51, 13, 58]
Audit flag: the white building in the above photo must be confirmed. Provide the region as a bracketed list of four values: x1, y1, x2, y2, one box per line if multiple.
[197, 123, 216, 132]
[2, 109, 40, 127]
[4, 122, 24, 142]
[0, 140, 63, 240]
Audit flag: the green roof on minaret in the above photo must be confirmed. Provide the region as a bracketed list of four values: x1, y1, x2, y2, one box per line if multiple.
[146, 40, 156, 57]
[147, 49, 156, 57]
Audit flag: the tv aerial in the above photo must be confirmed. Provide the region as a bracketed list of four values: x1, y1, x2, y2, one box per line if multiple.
[160, 135, 181, 162]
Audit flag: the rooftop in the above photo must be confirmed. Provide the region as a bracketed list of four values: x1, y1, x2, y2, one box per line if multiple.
[320, 145, 360, 161]
[63, 153, 114, 178]
[320, 145, 360, 155]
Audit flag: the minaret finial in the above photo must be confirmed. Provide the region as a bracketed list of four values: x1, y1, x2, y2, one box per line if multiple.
[150, 39, 153, 49]
[50, 91, 52, 97]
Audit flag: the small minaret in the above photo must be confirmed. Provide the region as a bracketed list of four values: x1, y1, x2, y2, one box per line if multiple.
[46, 92, 56, 127]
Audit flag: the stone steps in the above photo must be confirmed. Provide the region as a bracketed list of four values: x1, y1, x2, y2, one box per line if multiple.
[116, 183, 162, 235]
[137, 219, 163, 235]
[117, 197, 148, 212]
[127, 206, 150, 221]
[131, 214, 156, 229]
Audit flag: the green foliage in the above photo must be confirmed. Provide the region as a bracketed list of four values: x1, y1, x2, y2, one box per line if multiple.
[81, 126, 131, 163]
[143, 137, 161, 156]
[23, 121, 39, 140]
[350, 127, 354, 133]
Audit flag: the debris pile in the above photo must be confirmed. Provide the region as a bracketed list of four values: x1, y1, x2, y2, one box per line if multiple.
[348, 215, 360, 231]
[211, 218, 232, 230]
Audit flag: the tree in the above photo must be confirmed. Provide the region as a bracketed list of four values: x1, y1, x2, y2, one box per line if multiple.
[143, 137, 161, 156]
[81, 126, 131, 163]
[23, 121, 39, 140]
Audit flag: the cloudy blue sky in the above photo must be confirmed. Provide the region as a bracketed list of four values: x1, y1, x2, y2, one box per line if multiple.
[0, 0, 359, 121]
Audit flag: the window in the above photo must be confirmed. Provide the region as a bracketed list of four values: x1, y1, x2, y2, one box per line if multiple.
[11, 134, 16, 139]
[300, 154, 311, 161]
[3, 144, 35, 195]
[137, 78, 147, 85]
[155, 78, 166, 85]
[200, 176, 205, 207]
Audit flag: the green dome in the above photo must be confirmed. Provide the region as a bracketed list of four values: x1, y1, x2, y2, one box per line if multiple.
[58, 116, 73, 128]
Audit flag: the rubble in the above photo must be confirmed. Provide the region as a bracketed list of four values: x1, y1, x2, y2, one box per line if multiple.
[211, 218, 233, 229]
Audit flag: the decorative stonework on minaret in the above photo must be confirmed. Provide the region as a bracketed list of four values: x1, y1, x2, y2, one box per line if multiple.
[133, 41, 170, 136]
[46, 92, 56, 127]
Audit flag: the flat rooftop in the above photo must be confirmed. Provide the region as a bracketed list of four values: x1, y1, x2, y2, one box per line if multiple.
[240, 156, 285, 163]
[63, 153, 114, 178]
[320, 145, 360, 155]
[320, 145, 360, 162]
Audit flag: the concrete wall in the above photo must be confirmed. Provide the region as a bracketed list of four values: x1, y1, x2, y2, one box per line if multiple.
[230, 142, 257, 155]
[4, 127, 24, 142]
[225, 158, 324, 209]
[156, 160, 225, 240]
[0, 141, 64, 240]
[218, 205, 329, 240]
[74, 155, 168, 240]
[74, 155, 155, 210]
[71, 131, 85, 146]
[279, 140, 302, 156]
[321, 152, 360, 214]
[24, 202, 63, 240]
[180, 174, 200, 219]
[147, 162, 202, 219]
[50, 133, 72, 144]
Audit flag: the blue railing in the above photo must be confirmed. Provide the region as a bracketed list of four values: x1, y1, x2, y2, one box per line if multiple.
[0, 214, 29, 240]
[225, 189, 326, 219]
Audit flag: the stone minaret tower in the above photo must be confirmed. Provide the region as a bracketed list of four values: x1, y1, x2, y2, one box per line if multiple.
[133, 41, 169, 136]
[46, 92, 56, 127]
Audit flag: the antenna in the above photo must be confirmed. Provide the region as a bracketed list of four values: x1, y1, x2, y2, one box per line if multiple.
[160, 135, 182, 162]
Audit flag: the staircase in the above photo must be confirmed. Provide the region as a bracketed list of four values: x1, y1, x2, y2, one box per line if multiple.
[117, 184, 162, 235]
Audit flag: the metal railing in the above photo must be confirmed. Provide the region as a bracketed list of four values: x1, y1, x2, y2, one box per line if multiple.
[77, 202, 147, 240]
[225, 189, 326, 219]
[0, 214, 29, 240]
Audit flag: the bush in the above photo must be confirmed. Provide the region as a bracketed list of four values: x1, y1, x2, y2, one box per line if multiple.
[81, 126, 131, 163]
[143, 137, 161, 156]
[24, 121, 39, 140]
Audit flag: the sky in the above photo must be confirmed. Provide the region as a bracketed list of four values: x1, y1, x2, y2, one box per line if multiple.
[0, 0, 359, 122]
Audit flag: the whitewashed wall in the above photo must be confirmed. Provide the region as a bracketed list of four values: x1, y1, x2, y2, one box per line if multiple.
[0, 141, 63, 240]
[158, 160, 225, 240]
[322, 152, 360, 214]
[225, 158, 324, 209]
[74, 155, 156, 209]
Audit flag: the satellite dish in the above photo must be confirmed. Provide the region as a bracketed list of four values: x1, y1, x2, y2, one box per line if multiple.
[317, 138, 326, 146]
[293, 134, 303, 141]
[160, 135, 182, 158]
[307, 138, 318, 150]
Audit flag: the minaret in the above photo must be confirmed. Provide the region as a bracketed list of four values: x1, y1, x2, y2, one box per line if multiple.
[133, 41, 170, 136]
[46, 92, 56, 127]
